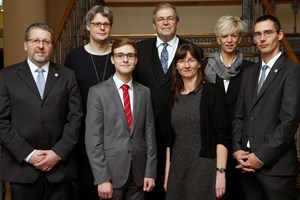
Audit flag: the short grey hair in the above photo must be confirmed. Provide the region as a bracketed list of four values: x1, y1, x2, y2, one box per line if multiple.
[85, 5, 113, 26]
[152, 2, 179, 24]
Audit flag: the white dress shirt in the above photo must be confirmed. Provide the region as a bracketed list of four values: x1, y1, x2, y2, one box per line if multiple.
[24, 58, 50, 162]
[113, 74, 134, 114]
[27, 58, 49, 82]
[156, 36, 179, 70]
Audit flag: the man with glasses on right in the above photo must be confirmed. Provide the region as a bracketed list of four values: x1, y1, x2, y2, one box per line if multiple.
[232, 14, 300, 200]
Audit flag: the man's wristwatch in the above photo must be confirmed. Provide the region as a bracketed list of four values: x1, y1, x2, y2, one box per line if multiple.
[216, 167, 226, 173]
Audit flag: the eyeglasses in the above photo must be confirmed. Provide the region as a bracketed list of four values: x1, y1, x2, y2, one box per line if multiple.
[90, 22, 111, 29]
[156, 16, 176, 24]
[253, 30, 276, 39]
[177, 59, 198, 67]
[114, 53, 136, 60]
[27, 39, 52, 46]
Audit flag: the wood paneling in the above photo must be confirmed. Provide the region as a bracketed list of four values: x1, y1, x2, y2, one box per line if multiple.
[103, 0, 294, 7]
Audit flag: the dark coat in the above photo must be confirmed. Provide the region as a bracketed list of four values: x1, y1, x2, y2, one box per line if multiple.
[0, 60, 82, 183]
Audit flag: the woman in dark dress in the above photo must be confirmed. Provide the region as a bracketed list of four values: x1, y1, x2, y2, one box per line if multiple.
[64, 5, 115, 200]
[164, 43, 230, 200]
[205, 16, 255, 200]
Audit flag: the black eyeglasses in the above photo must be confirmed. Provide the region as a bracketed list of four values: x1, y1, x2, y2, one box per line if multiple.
[90, 22, 111, 29]
[114, 53, 136, 60]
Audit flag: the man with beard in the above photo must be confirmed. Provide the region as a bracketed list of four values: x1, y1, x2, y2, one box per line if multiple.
[0, 23, 82, 200]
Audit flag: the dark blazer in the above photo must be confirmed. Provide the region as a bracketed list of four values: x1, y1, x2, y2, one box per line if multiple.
[232, 54, 300, 176]
[133, 37, 204, 144]
[0, 60, 82, 183]
[85, 77, 157, 188]
[199, 83, 230, 158]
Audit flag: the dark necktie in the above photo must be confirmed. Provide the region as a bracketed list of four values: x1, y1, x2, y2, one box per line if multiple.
[121, 84, 132, 130]
[257, 65, 268, 95]
[160, 43, 169, 74]
[35, 68, 45, 98]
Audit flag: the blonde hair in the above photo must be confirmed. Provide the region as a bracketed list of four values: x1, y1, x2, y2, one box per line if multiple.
[214, 16, 247, 37]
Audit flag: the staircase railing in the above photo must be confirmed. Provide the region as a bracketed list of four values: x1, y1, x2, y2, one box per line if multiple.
[262, 0, 300, 63]
[243, 0, 300, 63]
[53, 0, 75, 64]
[53, 0, 300, 65]
[53, 0, 101, 64]
[54, 0, 76, 47]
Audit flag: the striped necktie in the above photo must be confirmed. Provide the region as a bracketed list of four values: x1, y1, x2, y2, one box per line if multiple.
[121, 84, 132, 130]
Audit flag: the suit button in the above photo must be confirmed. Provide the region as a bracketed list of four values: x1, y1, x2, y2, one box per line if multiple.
[250, 117, 255, 120]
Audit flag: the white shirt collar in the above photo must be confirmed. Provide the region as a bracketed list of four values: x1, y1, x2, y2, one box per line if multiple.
[262, 51, 282, 69]
[27, 58, 49, 74]
[156, 36, 178, 48]
[113, 74, 133, 90]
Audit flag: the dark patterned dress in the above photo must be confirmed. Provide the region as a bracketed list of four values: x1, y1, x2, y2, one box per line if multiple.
[166, 89, 216, 200]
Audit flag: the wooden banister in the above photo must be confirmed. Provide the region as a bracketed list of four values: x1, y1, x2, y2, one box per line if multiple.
[54, 0, 76, 45]
[53, 1, 299, 65]
[262, 0, 300, 63]
[104, 0, 294, 7]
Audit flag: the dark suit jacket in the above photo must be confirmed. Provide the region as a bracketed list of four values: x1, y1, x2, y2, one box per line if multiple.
[85, 77, 157, 188]
[232, 54, 300, 176]
[0, 60, 82, 183]
[133, 37, 204, 145]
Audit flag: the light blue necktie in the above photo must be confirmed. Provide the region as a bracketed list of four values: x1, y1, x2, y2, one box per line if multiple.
[35, 68, 45, 98]
[160, 43, 169, 74]
[257, 65, 268, 95]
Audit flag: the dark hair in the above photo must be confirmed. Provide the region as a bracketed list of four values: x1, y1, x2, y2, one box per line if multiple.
[24, 23, 55, 44]
[85, 5, 113, 26]
[111, 38, 137, 55]
[254, 14, 282, 33]
[152, 2, 179, 23]
[172, 43, 208, 101]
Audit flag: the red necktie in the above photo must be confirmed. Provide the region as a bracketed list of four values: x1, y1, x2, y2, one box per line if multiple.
[121, 84, 132, 130]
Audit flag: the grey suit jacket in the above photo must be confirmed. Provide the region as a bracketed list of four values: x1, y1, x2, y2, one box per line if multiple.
[85, 77, 157, 188]
[232, 54, 300, 176]
[0, 60, 82, 183]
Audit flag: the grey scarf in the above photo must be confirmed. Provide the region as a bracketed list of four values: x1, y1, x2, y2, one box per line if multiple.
[205, 52, 243, 83]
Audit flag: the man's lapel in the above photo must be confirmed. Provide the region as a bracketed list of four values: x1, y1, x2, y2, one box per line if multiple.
[131, 82, 142, 135]
[252, 55, 285, 108]
[43, 63, 61, 100]
[17, 60, 41, 99]
[256, 55, 285, 99]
